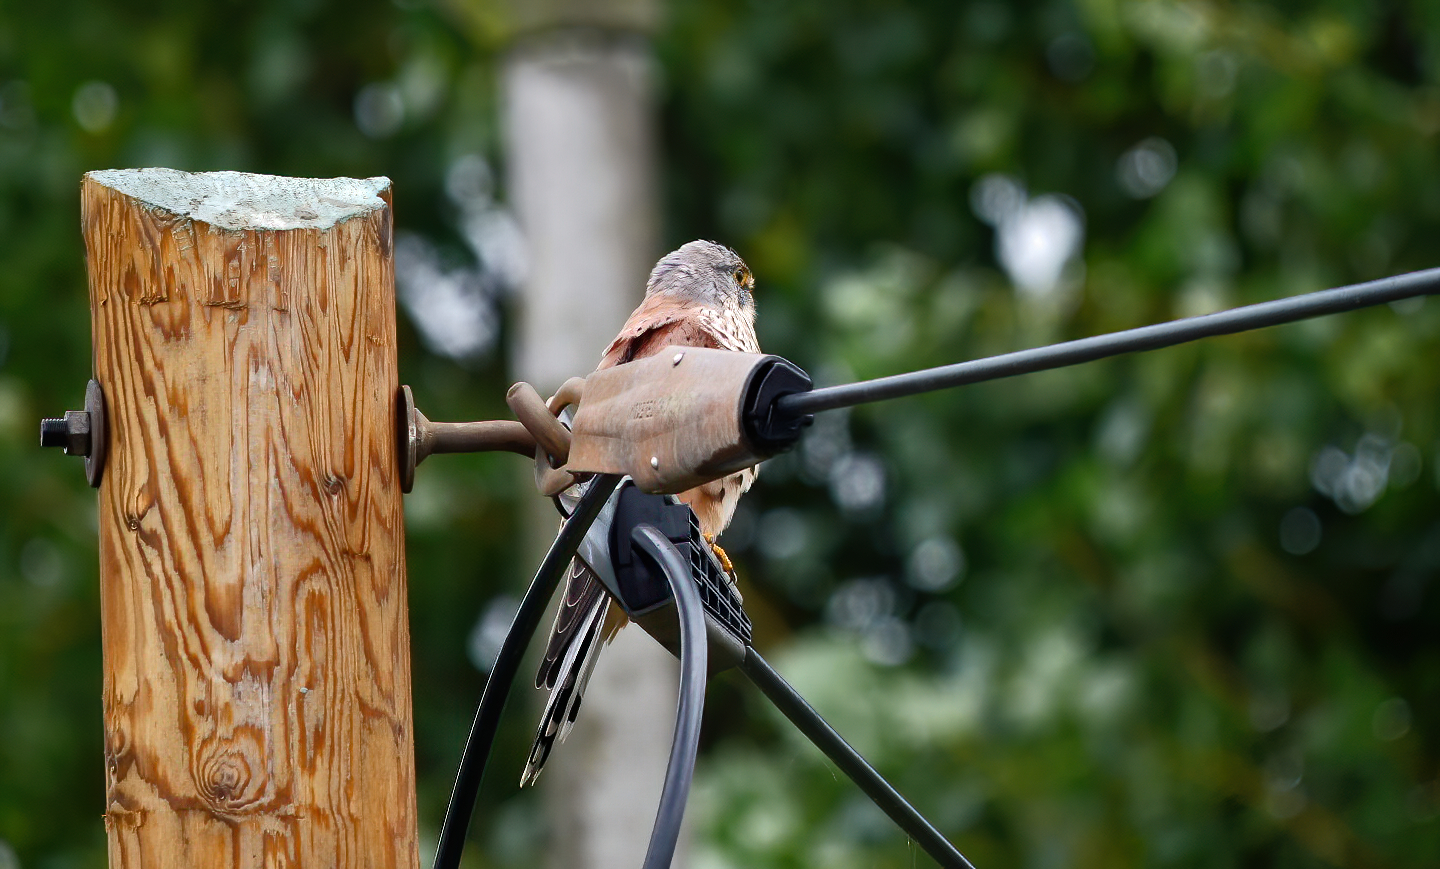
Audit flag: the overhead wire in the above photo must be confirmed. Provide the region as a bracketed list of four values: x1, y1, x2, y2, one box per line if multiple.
[776, 267, 1440, 418]
[738, 648, 977, 869]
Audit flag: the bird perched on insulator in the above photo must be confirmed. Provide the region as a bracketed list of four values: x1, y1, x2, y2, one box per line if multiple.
[522, 240, 759, 786]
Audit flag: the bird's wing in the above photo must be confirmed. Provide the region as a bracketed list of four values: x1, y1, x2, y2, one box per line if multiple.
[598, 294, 730, 369]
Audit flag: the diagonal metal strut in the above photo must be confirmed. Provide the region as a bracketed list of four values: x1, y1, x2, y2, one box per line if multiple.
[775, 267, 1440, 419]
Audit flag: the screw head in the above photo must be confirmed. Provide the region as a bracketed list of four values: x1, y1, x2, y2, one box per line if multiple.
[650, 456, 660, 470]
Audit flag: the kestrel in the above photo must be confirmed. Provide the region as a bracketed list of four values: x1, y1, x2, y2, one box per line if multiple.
[522, 240, 760, 786]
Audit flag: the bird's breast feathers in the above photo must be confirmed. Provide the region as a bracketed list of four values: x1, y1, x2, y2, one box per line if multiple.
[696, 305, 760, 354]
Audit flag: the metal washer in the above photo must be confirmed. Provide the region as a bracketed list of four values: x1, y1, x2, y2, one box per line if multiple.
[84, 379, 106, 489]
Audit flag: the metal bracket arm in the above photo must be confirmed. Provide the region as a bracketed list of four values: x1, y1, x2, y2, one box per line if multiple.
[397, 385, 537, 493]
[397, 350, 812, 496]
[565, 347, 812, 494]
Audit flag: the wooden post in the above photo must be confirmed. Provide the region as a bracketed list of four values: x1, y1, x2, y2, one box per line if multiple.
[82, 169, 418, 868]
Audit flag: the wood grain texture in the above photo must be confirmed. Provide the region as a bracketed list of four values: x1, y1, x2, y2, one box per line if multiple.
[82, 170, 418, 869]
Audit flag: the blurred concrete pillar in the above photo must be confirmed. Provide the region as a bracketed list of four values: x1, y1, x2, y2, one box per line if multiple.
[505, 30, 657, 388]
[496, 4, 683, 868]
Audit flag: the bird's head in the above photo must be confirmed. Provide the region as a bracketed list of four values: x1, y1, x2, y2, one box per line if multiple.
[645, 240, 756, 317]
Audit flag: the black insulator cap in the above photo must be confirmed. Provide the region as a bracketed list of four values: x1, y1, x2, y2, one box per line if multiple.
[742, 356, 814, 453]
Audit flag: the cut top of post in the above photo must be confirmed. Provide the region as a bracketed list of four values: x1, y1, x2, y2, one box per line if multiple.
[86, 168, 390, 231]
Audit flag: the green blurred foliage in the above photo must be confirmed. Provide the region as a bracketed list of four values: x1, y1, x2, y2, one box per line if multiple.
[658, 0, 1440, 866]
[2, 1, 1438, 868]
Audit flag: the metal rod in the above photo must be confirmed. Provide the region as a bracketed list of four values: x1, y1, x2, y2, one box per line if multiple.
[738, 648, 976, 869]
[631, 526, 709, 869]
[427, 419, 537, 457]
[777, 266, 1440, 417]
[432, 474, 622, 869]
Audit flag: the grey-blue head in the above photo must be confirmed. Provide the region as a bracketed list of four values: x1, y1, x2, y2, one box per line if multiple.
[645, 240, 755, 315]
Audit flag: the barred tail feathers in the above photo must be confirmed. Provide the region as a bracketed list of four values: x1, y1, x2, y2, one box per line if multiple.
[522, 582, 611, 787]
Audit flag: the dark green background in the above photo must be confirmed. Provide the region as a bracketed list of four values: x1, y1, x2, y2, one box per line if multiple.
[1, 1, 1436, 866]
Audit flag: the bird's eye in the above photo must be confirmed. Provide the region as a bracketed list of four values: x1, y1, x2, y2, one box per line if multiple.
[733, 267, 751, 288]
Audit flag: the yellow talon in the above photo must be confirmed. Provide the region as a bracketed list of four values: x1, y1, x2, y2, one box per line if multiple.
[703, 533, 735, 574]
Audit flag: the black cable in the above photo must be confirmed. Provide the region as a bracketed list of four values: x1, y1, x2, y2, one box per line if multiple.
[432, 474, 622, 869]
[630, 525, 709, 869]
[739, 647, 977, 869]
[777, 266, 1440, 417]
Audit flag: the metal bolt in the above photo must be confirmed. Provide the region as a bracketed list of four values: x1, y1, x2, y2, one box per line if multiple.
[650, 456, 660, 470]
[672, 352, 684, 366]
[39, 410, 91, 456]
[40, 379, 107, 488]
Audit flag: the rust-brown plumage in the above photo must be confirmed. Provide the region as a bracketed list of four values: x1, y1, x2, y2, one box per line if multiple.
[523, 240, 759, 786]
